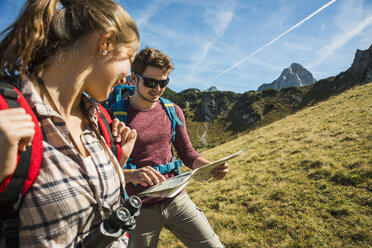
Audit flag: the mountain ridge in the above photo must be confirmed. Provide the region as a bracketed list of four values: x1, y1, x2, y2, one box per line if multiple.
[160, 72, 372, 248]
[163, 44, 372, 149]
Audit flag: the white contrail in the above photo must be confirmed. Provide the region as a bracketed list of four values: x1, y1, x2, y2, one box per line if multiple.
[209, 0, 337, 83]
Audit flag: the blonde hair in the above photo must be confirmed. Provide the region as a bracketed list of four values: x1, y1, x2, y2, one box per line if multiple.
[0, 0, 139, 77]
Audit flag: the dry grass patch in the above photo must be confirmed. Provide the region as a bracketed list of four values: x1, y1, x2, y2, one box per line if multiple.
[159, 83, 372, 247]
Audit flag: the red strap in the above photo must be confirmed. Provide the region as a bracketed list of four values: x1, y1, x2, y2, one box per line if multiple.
[0, 94, 12, 192]
[96, 104, 122, 160]
[0, 87, 43, 195]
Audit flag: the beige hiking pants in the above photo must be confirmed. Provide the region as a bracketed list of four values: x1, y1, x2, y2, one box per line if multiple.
[128, 191, 224, 248]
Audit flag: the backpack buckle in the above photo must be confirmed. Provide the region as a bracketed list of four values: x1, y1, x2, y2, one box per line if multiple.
[172, 168, 180, 175]
[13, 194, 23, 212]
[1, 218, 20, 239]
[0, 87, 19, 100]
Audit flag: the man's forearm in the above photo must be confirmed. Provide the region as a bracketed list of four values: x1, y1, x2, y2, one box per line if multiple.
[192, 157, 211, 170]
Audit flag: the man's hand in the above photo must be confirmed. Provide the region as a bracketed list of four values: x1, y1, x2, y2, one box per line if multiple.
[124, 166, 166, 187]
[192, 157, 229, 180]
[111, 118, 137, 166]
[211, 162, 229, 180]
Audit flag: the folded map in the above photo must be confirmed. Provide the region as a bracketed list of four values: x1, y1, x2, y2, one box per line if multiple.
[137, 149, 246, 198]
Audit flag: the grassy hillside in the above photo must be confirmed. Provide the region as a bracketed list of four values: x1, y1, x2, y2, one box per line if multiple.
[158, 82, 372, 247]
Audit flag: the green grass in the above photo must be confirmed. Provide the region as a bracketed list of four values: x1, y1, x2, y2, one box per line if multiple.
[158, 82, 372, 247]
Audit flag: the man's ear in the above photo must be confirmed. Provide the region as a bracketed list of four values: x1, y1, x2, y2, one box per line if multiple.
[98, 29, 117, 55]
[131, 71, 137, 86]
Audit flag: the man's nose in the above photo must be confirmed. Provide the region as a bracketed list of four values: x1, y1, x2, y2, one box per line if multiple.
[154, 83, 162, 91]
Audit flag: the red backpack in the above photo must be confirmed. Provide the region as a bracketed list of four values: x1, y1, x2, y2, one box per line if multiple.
[0, 77, 122, 247]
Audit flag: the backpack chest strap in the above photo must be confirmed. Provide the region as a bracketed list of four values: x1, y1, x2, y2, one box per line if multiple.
[124, 160, 183, 174]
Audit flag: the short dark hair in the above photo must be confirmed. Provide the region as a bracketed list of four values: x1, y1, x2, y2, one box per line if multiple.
[131, 47, 174, 76]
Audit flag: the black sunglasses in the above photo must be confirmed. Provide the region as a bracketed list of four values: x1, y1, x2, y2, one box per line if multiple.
[135, 73, 169, 88]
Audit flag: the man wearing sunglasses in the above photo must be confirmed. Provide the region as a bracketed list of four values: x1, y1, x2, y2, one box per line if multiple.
[112, 47, 228, 248]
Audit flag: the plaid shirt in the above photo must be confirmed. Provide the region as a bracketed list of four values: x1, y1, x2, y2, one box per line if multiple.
[4, 78, 128, 247]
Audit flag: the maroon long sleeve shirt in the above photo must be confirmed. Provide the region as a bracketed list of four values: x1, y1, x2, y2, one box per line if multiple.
[123, 97, 200, 206]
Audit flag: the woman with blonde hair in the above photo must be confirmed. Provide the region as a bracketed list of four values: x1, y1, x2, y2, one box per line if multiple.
[0, 0, 139, 246]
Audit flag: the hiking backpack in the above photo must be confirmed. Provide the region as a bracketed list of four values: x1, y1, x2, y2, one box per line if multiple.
[103, 84, 136, 111]
[0, 77, 122, 247]
[104, 84, 184, 175]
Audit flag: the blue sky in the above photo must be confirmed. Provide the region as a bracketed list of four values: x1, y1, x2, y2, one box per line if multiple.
[0, 0, 371, 93]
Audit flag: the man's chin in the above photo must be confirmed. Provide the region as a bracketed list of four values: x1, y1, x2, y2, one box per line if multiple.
[148, 93, 160, 101]
[137, 90, 161, 103]
[148, 97, 158, 103]
[143, 95, 159, 103]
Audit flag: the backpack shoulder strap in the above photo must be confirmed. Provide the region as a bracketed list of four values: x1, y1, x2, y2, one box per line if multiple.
[95, 103, 122, 161]
[0, 80, 43, 205]
[96, 103, 130, 200]
[111, 99, 128, 124]
[0, 79, 43, 247]
[159, 97, 183, 142]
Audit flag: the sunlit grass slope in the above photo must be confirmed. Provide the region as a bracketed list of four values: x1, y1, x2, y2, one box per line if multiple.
[159, 82, 372, 247]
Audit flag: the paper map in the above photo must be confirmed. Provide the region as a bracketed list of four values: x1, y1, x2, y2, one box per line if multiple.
[137, 149, 246, 198]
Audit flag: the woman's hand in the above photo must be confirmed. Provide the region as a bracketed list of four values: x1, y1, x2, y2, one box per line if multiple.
[0, 108, 35, 181]
[111, 118, 137, 166]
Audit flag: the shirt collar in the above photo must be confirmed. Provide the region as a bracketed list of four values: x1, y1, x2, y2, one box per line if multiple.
[20, 76, 99, 125]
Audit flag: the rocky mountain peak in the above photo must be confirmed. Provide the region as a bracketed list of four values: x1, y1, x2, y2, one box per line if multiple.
[257, 63, 316, 91]
[349, 44, 372, 85]
[204, 86, 219, 92]
[289, 63, 307, 73]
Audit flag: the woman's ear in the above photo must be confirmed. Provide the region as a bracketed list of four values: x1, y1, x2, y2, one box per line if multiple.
[98, 29, 117, 56]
